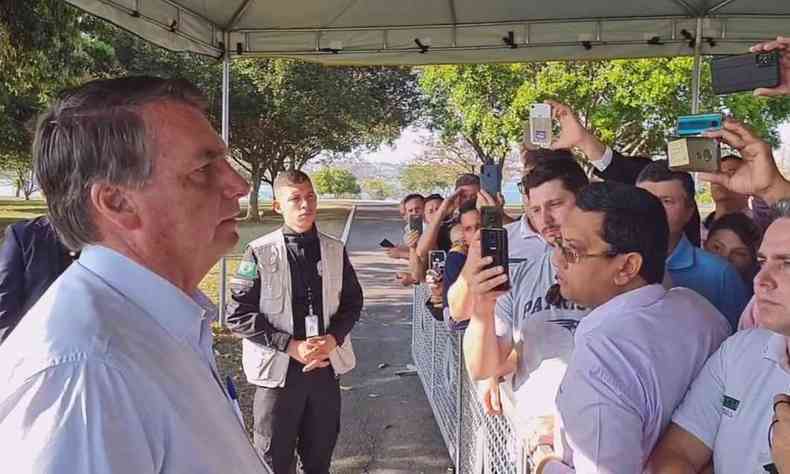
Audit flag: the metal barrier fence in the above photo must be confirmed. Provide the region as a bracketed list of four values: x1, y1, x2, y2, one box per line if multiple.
[411, 284, 532, 474]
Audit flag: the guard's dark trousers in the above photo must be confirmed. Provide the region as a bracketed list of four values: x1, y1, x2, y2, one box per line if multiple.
[253, 359, 341, 474]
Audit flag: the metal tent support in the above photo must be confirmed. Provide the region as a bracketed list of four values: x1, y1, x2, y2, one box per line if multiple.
[218, 34, 231, 327]
[690, 17, 704, 114]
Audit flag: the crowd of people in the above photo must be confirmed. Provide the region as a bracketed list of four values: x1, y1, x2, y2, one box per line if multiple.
[382, 36, 790, 474]
[0, 34, 789, 474]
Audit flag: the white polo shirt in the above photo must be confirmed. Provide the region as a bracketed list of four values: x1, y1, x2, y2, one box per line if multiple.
[494, 250, 589, 419]
[672, 328, 790, 474]
[504, 215, 549, 264]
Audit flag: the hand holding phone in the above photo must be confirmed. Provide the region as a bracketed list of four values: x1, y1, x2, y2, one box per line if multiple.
[408, 215, 423, 235]
[480, 228, 510, 292]
[480, 161, 503, 197]
[379, 238, 395, 248]
[712, 51, 781, 95]
[530, 103, 553, 148]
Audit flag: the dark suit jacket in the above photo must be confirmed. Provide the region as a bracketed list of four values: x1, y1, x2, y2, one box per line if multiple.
[0, 217, 76, 343]
[593, 150, 702, 247]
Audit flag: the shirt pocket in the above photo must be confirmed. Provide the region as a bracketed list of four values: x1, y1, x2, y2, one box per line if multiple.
[256, 246, 285, 314]
[242, 340, 288, 387]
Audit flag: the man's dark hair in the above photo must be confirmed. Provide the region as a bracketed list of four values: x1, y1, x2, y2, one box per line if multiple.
[576, 182, 668, 285]
[458, 199, 478, 218]
[425, 193, 444, 205]
[401, 193, 425, 207]
[635, 160, 695, 205]
[635, 160, 701, 246]
[708, 212, 762, 258]
[274, 170, 312, 197]
[521, 147, 576, 171]
[524, 157, 589, 197]
[455, 173, 480, 189]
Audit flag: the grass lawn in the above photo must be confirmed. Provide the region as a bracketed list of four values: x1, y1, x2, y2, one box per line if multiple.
[0, 199, 48, 233]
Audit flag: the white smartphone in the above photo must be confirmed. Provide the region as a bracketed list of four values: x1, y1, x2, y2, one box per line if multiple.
[530, 103, 552, 147]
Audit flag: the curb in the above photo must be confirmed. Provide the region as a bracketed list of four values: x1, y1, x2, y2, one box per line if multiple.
[341, 205, 357, 245]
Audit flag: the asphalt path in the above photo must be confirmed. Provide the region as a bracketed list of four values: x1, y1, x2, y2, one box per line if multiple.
[331, 203, 452, 474]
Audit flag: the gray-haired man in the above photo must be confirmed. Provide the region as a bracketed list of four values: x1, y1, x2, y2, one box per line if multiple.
[0, 77, 270, 473]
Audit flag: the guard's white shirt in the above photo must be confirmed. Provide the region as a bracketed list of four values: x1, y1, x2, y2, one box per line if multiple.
[495, 250, 588, 418]
[0, 245, 270, 474]
[547, 285, 730, 474]
[672, 328, 790, 474]
[504, 214, 550, 263]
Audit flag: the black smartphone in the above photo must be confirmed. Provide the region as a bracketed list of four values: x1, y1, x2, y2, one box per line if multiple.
[480, 228, 510, 292]
[428, 250, 447, 276]
[379, 238, 395, 248]
[409, 215, 423, 235]
[480, 161, 502, 197]
[480, 206, 503, 229]
[711, 51, 781, 95]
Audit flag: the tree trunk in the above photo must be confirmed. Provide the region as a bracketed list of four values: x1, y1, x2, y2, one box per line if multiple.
[245, 165, 262, 222]
[14, 179, 20, 198]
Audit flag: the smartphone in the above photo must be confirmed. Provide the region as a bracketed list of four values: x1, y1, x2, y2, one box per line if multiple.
[530, 103, 552, 147]
[480, 205, 503, 229]
[676, 113, 723, 137]
[379, 238, 395, 248]
[711, 51, 781, 95]
[409, 215, 423, 235]
[428, 250, 447, 276]
[667, 136, 721, 173]
[480, 161, 502, 197]
[480, 228, 510, 292]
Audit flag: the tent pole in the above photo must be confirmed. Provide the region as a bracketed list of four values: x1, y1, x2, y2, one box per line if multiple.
[690, 17, 703, 114]
[219, 33, 231, 327]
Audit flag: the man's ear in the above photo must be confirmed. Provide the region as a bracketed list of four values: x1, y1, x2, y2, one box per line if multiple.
[89, 182, 140, 231]
[613, 252, 643, 286]
[272, 199, 282, 215]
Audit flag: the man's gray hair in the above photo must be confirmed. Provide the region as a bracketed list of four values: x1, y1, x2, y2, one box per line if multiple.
[33, 76, 207, 250]
[774, 199, 790, 219]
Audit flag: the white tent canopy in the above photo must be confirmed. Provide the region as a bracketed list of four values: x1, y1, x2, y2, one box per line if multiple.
[67, 0, 790, 65]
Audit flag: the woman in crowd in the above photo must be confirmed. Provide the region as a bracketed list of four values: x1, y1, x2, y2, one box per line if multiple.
[704, 212, 762, 292]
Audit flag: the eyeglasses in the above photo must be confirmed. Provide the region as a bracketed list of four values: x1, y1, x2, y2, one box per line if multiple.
[517, 178, 527, 195]
[555, 237, 616, 265]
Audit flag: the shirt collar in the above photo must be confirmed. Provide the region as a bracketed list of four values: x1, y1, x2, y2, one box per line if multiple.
[576, 284, 666, 339]
[519, 214, 542, 240]
[763, 332, 790, 372]
[78, 245, 208, 353]
[667, 235, 695, 270]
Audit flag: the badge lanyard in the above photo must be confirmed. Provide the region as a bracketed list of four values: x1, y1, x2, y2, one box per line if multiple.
[292, 243, 322, 338]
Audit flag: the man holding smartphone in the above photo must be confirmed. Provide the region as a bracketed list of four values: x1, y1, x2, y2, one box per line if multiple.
[463, 158, 590, 422]
[226, 170, 363, 474]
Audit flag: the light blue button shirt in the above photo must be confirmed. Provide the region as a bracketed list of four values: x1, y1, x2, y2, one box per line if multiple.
[667, 235, 749, 331]
[546, 285, 730, 473]
[0, 245, 271, 474]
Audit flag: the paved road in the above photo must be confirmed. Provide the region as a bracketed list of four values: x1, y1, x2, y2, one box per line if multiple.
[331, 203, 452, 474]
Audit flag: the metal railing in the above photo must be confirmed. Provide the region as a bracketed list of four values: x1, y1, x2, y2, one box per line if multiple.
[411, 284, 532, 474]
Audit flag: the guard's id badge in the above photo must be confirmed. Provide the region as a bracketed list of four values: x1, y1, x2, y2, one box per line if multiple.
[305, 314, 320, 338]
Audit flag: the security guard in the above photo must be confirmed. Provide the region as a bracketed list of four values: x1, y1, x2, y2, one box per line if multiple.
[226, 170, 363, 474]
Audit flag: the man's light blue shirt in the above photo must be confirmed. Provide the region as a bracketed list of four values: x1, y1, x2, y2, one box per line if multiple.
[667, 235, 748, 331]
[0, 245, 270, 473]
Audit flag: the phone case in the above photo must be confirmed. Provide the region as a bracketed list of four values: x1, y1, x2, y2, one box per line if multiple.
[530, 104, 552, 147]
[676, 113, 723, 137]
[480, 228, 510, 291]
[409, 215, 423, 234]
[712, 51, 781, 95]
[480, 206, 503, 229]
[480, 162, 502, 197]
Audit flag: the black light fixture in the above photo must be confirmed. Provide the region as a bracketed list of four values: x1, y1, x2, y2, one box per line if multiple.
[647, 36, 664, 45]
[681, 29, 695, 48]
[130, 10, 140, 18]
[581, 40, 592, 51]
[414, 38, 429, 53]
[169, 19, 178, 32]
[502, 31, 517, 49]
[236, 42, 243, 55]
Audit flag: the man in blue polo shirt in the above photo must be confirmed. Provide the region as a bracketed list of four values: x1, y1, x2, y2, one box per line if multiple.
[636, 161, 748, 330]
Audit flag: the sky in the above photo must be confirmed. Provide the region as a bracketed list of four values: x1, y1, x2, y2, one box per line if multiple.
[363, 122, 790, 166]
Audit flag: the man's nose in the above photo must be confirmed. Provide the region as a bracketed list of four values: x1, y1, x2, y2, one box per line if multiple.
[221, 161, 250, 199]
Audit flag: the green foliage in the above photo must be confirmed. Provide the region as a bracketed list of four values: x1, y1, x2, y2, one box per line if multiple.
[312, 168, 361, 197]
[421, 59, 790, 160]
[360, 178, 396, 200]
[400, 162, 457, 195]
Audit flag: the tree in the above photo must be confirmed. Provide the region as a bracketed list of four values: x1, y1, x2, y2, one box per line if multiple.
[312, 168, 361, 197]
[360, 178, 396, 200]
[420, 59, 790, 163]
[400, 162, 457, 195]
[226, 60, 421, 220]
